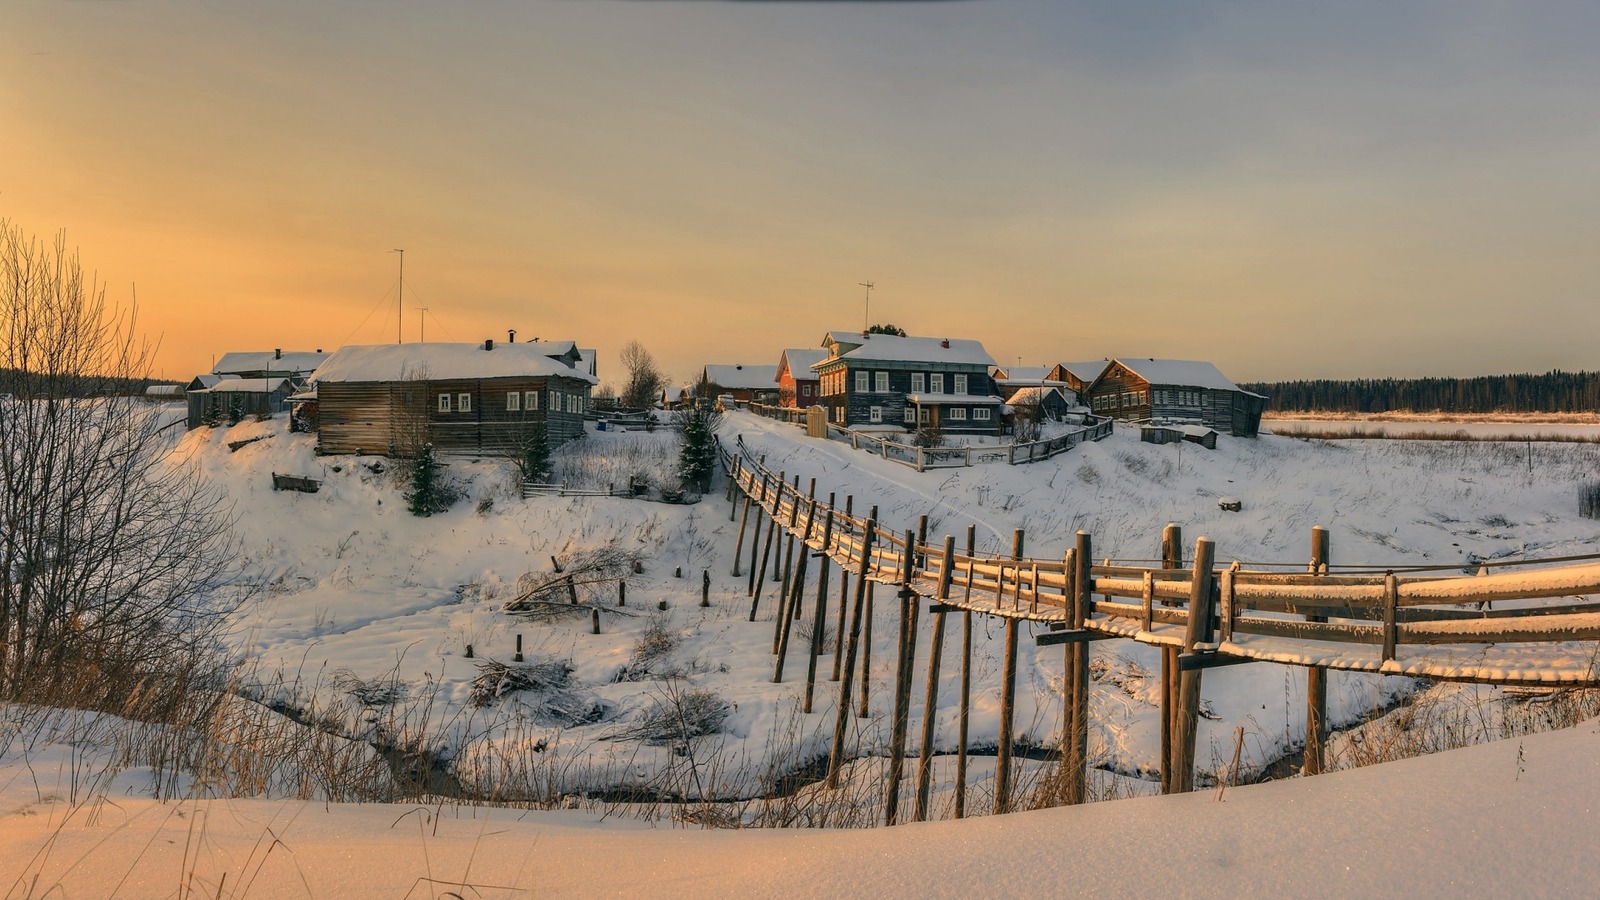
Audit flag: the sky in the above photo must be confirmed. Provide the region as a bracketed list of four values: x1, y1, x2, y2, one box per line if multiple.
[4, 0, 1600, 386]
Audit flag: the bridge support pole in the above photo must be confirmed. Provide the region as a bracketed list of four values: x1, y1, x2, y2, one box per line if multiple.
[731, 493, 752, 578]
[773, 489, 815, 682]
[827, 517, 877, 789]
[1066, 531, 1092, 805]
[1159, 523, 1182, 794]
[885, 531, 918, 826]
[773, 478, 810, 653]
[955, 524, 976, 819]
[803, 496, 835, 713]
[994, 616, 1019, 816]
[914, 535, 956, 822]
[831, 496, 854, 681]
[1305, 525, 1330, 777]
[1174, 536, 1217, 793]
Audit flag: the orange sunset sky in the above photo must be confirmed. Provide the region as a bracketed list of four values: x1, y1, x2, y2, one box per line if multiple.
[4, 1, 1599, 387]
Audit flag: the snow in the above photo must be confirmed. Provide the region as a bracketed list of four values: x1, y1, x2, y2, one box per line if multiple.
[204, 377, 294, 393]
[3, 715, 1597, 895]
[823, 333, 998, 368]
[1108, 358, 1247, 392]
[780, 349, 829, 378]
[6, 407, 1599, 892]
[309, 343, 599, 384]
[704, 364, 780, 390]
[1059, 360, 1111, 383]
[213, 350, 329, 376]
[905, 392, 1004, 405]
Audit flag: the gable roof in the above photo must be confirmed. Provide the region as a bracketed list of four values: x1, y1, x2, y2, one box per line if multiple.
[778, 349, 828, 379]
[820, 333, 996, 368]
[204, 377, 295, 394]
[310, 343, 598, 385]
[1109, 358, 1242, 392]
[703, 364, 779, 390]
[213, 351, 329, 375]
[1058, 360, 1112, 384]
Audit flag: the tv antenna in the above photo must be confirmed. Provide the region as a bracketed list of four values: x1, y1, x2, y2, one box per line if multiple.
[390, 248, 404, 344]
[859, 280, 875, 332]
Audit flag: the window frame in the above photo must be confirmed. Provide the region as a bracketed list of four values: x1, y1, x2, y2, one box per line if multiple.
[870, 406, 883, 423]
[973, 407, 992, 421]
[930, 373, 945, 394]
[458, 393, 472, 413]
[874, 371, 889, 393]
[949, 407, 967, 421]
[438, 393, 451, 412]
[911, 373, 925, 393]
[954, 374, 967, 394]
[507, 391, 520, 412]
[855, 370, 869, 394]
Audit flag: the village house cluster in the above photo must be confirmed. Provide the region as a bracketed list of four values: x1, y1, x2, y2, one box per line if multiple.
[155, 325, 1263, 459]
[689, 330, 1266, 439]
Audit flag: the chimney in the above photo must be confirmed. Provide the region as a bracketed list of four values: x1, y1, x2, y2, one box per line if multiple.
[508, 328, 517, 343]
[275, 348, 282, 360]
[484, 339, 494, 351]
[315, 348, 322, 353]
[940, 339, 950, 349]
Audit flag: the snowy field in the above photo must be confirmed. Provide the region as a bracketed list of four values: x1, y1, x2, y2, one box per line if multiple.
[1266, 415, 1600, 441]
[6, 406, 1600, 893]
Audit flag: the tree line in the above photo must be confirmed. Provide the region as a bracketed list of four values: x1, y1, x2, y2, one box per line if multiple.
[1241, 370, 1600, 413]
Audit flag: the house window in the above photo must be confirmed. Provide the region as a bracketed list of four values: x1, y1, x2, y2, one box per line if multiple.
[801, 384, 811, 397]
[870, 406, 883, 423]
[950, 407, 967, 421]
[930, 373, 944, 394]
[875, 371, 889, 393]
[550, 389, 559, 411]
[458, 393, 472, 412]
[507, 391, 520, 412]
[973, 408, 991, 421]
[919, 407, 931, 424]
[525, 391, 540, 410]
[911, 373, 925, 393]
[438, 394, 451, 412]
[904, 407, 916, 423]
[856, 371, 869, 393]
[954, 374, 967, 394]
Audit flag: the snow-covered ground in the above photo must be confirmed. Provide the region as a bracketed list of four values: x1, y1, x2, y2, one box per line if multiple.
[4, 713, 1596, 897]
[4, 407, 1600, 892]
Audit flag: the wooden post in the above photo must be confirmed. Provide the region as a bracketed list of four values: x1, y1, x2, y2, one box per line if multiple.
[728, 457, 742, 519]
[773, 493, 817, 682]
[831, 496, 854, 681]
[591, 607, 601, 634]
[749, 471, 783, 619]
[955, 524, 975, 819]
[994, 616, 1019, 816]
[1382, 570, 1399, 662]
[565, 574, 578, 604]
[1067, 531, 1091, 805]
[914, 535, 955, 822]
[773, 478, 810, 653]
[858, 580, 875, 718]
[746, 471, 771, 595]
[1174, 536, 1217, 793]
[916, 514, 929, 570]
[732, 493, 752, 577]
[827, 517, 877, 789]
[1304, 525, 1330, 777]
[804, 496, 836, 714]
[884, 530, 917, 826]
[514, 633, 523, 662]
[618, 581, 626, 607]
[1160, 523, 1181, 794]
[701, 570, 711, 608]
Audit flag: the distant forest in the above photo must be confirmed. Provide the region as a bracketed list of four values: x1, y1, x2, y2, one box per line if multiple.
[1240, 370, 1600, 414]
[0, 368, 172, 398]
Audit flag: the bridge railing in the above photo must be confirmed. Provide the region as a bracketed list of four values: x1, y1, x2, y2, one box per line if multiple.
[721, 435, 1600, 683]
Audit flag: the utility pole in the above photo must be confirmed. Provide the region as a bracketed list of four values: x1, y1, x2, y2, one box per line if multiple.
[391, 248, 404, 344]
[859, 280, 875, 332]
[418, 308, 428, 343]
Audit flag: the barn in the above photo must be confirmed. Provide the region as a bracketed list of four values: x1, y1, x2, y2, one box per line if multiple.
[308, 340, 597, 456]
[1085, 358, 1266, 437]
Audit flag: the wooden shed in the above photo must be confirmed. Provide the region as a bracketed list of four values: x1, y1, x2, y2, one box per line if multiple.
[308, 340, 597, 456]
[187, 377, 295, 428]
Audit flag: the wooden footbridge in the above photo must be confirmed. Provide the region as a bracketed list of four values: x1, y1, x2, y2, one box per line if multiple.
[717, 437, 1600, 822]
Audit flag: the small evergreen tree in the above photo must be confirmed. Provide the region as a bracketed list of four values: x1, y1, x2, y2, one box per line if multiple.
[406, 442, 446, 516]
[517, 419, 552, 485]
[673, 403, 722, 493]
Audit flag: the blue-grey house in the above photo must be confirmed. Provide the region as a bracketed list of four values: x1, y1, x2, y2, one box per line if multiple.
[812, 331, 1004, 434]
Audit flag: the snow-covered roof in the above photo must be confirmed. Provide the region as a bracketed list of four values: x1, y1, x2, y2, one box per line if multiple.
[1059, 360, 1111, 383]
[213, 351, 329, 375]
[824, 333, 997, 368]
[1111, 358, 1242, 392]
[992, 365, 1053, 383]
[704, 364, 779, 390]
[144, 384, 184, 398]
[578, 348, 597, 376]
[310, 343, 598, 385]
[205, 377, 294, 394]
[188, 373, 237, 390]
[1003, 386, 1069, 405]
[779, 349, 828, 379]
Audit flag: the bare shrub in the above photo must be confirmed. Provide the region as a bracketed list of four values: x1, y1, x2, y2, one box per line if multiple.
[604, 686, 731, 745]
[503, 546, 641, 615]
[617, 613, 682, 682]
[1581, 481, 1600, 519]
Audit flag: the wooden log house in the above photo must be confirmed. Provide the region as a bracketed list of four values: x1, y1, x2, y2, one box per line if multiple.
[1085, 358, 1266, 437]
[776, 349, 828, 409]
[308, 339, 597, 456]
[812, 331, 1005, 434]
